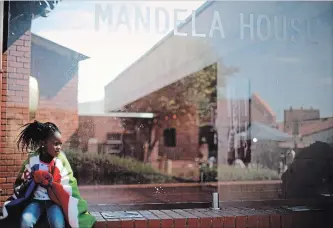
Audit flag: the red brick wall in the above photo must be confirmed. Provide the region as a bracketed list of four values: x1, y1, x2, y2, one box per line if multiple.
[34, 74, 79, 144]
[78, 113, 199, 160]
[283, 108, 321, 132]
[77, 116, 95, 151]
[30, 37, 80, 145]
[0, 31, 82, 205]
[218, 181, 282, 201]
[121, 84, 201, 160]
[78, 116, 124, 151]
[92, 116, 124, 142]
[284, 107, 320, 123]
[158, 111, 199, 160]
[0, 31, 31, 205]
[119, 79, 276, 161]
[252, 99, 276, 126]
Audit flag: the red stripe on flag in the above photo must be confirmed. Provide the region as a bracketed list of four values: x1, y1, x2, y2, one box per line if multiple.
[49, 182, 70, 222]
[48, 159, 71, 223]
[52, 166, 62, 183]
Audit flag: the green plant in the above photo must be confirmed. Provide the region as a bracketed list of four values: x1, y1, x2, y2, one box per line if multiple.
[200, 166, 218, 182]
[65, 149, 280, 184]
[218, 165, 280, 181]
[64, 150, 178, 185]
[198, 164, 280, 182]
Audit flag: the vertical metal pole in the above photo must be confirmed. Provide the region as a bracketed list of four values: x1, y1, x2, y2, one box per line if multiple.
[0, 1, 4, 140]
[248, 79, 252, 164]
[248, 79, 251, 140]
[0, 1, 3, 65]
[212, 192, 219, 209]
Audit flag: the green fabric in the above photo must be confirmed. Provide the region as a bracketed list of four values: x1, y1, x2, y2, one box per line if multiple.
[56, 152, 96, 228]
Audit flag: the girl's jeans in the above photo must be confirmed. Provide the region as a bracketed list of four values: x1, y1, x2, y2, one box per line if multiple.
[20, 199, 65, 228]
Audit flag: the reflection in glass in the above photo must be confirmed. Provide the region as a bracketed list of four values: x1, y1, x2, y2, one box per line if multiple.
[2, 1, 333, 209]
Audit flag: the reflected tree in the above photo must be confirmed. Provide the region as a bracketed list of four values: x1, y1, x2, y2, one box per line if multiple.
[119, 62, 239, 162]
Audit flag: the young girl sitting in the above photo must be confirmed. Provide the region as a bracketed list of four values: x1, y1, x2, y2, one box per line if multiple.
[0, 121, 96, 228]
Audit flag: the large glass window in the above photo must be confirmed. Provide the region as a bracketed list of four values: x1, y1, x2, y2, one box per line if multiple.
[1, 0, 333, 209]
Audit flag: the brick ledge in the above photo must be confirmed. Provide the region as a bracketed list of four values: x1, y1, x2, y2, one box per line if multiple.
[92, 206, 332, 228]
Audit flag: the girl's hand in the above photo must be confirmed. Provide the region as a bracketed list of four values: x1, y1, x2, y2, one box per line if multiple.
[32, 170, 53, 187]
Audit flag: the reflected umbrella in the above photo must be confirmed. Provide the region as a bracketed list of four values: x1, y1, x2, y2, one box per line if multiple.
[236, 121, 293, 142]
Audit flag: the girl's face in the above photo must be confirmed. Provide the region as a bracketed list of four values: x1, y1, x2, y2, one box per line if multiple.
[44, 131, 63, 157]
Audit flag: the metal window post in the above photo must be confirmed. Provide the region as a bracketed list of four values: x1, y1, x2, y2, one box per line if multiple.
[0, 0, 4, 141]
[0, 0, 4, 70]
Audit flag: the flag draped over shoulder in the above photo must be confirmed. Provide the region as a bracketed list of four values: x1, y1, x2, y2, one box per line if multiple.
[0, 151, 96, 228]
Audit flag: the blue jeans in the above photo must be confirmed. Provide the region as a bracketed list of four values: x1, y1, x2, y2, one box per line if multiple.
[20, 200, 65, 228]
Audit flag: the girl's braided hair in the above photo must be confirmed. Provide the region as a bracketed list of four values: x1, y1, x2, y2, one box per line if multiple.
[17, 120, 61, 152]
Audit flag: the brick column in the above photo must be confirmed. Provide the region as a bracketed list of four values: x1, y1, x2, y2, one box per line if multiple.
[0, 31, 31, 205]
[34, 74, 79, 144]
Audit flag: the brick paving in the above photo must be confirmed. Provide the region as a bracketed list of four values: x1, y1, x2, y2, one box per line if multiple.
[2, 202, 332, 228]
[90, 205, 333, 228]
[81, 183, 333, 227]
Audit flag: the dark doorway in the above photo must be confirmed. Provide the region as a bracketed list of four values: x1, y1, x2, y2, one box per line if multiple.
[199, 125, 217, 158]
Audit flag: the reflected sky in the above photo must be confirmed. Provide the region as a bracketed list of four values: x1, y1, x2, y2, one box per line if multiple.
[205, 2, 333, 121]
